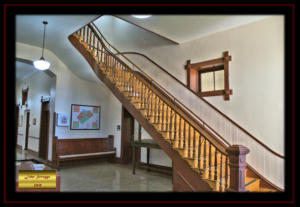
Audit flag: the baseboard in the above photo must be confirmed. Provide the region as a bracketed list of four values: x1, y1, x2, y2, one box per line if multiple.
[138, 162, 172, 175]
[112, 157, 123, 163]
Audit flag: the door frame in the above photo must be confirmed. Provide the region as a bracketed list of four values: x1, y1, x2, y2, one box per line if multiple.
[120, 106, 135, 163]
[38, 100, 50, 160]
[24, 110, 30, 150]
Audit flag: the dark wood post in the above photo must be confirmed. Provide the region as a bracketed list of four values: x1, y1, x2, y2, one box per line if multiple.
[185, 60, 191, 88]
[223, 51, 232, 100]
[226, 145, 250, 192]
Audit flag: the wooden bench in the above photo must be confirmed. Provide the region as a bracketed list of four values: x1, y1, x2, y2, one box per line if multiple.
[54, 135, 116, 170]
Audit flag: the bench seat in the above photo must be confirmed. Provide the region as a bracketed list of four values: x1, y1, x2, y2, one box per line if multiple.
[53, 135, 116, 170]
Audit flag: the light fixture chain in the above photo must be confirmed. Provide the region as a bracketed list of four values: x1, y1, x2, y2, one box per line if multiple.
[42, 21, 47, 58]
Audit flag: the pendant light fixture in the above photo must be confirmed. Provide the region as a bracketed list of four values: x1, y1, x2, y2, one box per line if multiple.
[33, 21, 50, 70]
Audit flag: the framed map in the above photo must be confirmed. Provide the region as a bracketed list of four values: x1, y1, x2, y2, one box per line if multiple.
[70, 104, 100, 130]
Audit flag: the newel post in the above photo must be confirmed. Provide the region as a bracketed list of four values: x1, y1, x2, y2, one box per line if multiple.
[226, 145, 250, 192]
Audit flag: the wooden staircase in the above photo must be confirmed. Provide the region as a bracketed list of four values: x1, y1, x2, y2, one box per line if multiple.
[68, 24, 278, 192]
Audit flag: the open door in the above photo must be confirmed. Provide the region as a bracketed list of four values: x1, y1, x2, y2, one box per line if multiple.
[121, 107, 135, 163]
[39, 101, 50, 160]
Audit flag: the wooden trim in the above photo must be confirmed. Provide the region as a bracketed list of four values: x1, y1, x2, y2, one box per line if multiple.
[198, 89, 233, 97]
[113, 51, 284, 159]
[197, 65, 224, 73]
[112, 15, 180, 45]
[191, 57, 225, 69]
[16, 145, 22, 150]
[138, 162, 172, 175]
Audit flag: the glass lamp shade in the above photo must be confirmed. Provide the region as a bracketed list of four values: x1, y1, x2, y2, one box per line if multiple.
[132, 15, 151, 19]
[33, 57, 50, 70]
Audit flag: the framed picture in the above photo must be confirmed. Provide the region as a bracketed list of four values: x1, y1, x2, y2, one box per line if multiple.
[70, 104, 100, 130]
[57, 113, 70, 127]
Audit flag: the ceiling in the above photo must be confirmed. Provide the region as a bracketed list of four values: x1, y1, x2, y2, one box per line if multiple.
[16, 15, 99, 82]
[16, 61, 38, 82]
[116, 15, 271, 44]
[16, 15, 271, 82]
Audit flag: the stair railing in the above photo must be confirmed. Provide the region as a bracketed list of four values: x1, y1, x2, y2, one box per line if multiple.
[70, 24, 251, 192]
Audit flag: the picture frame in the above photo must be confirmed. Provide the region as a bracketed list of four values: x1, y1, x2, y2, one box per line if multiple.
[70, 104, 100, 130]
[56, 113, 70, 127]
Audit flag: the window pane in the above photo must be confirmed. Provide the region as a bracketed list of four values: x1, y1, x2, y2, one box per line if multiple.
[201, 72, 214, 92]
[215, 70, 224, 90]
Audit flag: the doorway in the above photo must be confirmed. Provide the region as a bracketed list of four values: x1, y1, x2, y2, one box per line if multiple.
[24, 111, 30, 150]
[39, 101, 50, 160]
[121, 107, 135, 164]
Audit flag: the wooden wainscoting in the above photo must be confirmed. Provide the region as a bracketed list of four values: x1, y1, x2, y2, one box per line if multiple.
[55, 135, 116, 169]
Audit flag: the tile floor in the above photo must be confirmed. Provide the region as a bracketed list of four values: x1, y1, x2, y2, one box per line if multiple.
[16, 149, 173, 192]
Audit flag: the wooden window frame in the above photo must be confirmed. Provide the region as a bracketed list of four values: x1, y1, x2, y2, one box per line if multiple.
[185, 51, 232, 100]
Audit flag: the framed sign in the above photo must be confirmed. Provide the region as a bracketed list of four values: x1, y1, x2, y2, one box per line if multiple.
[70, 104, 100, 130]
[57, 113, 70, 127]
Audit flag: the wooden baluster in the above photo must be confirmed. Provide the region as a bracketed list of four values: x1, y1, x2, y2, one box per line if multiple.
[79, 28, 81, 40]
[131, 73, 134, 95]
[161, 102, 165, 131]
[209, 143, 212, 179]
[174, 113, 177, 147]
[83, 26, 86, 43]
[150, 91, 154, 117]
[87, 27, 90, 50]
[97, 40, 99, 63]
[168, 109, 173, 141]
[198, 135, 202, 169]
[147, 91, 152, 117]
[100, 46, 103, 63]
[123, 69, 126, 90]
[225, 156, 229, 190]
[144, 85, 148, 110]
[214, 150, 218, 181]
[142, 84, 146, 108]
[87, 26, 89, 44]
[193, 127, 196, 159]
[219, 154, 223, 191]
[138, 81, 142, 106]
[178, 117, 182, 148]
[187, 124, 191, 158]
[203, 139, 207, 169]
[166, 106, 169, 133]
[154, 95, 158, 123]
[183, 121, 186, 152]
[157, 99, 161, 123]
[93, 32, 96, 55]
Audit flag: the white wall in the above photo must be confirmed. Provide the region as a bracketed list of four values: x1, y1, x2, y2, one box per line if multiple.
[16, 43, 123, 159]
[16, 70, 55, 152]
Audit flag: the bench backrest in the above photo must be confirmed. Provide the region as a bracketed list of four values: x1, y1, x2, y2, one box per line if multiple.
[54, 135, 114, 156]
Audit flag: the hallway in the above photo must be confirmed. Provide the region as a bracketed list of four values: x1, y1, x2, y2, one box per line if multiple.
[16, 149, 172, 192]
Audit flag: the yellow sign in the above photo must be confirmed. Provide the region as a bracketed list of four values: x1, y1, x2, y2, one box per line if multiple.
[18, 170, 56, 189]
